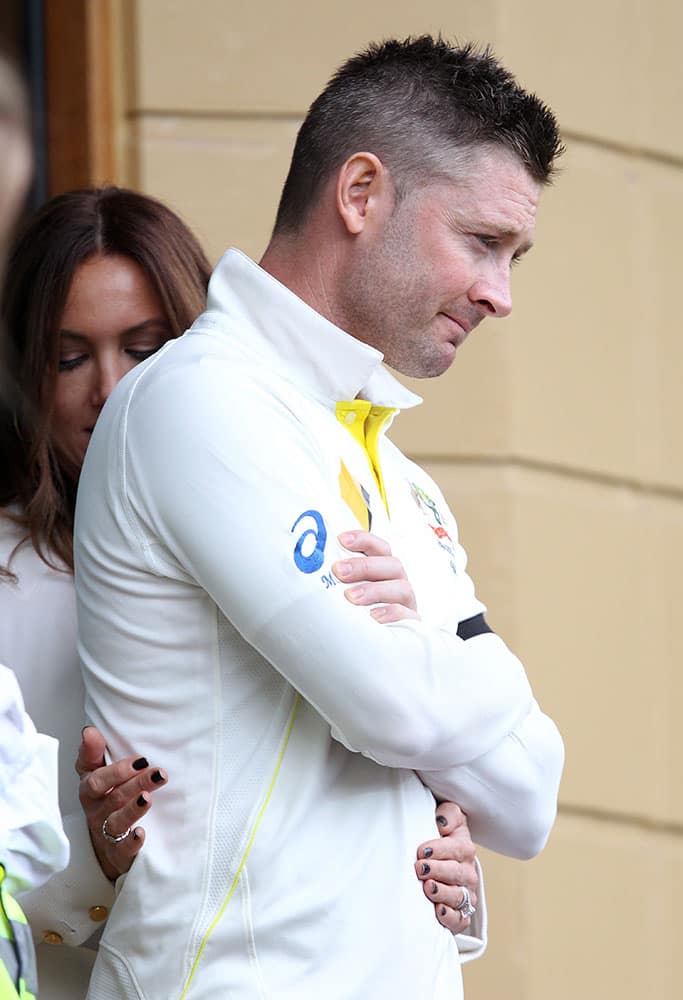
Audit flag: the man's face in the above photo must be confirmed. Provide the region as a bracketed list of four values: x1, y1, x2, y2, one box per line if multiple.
[338, 147, 542, 378]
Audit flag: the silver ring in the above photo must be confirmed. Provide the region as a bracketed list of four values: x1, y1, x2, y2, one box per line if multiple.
[456, 885, 476, 919]
[102, 816, 131, 844]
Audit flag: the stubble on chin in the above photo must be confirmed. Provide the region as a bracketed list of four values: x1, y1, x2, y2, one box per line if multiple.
[380, 324, 458, 380]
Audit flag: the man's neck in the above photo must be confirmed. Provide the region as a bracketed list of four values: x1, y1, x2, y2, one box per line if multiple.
[260, 230, 344, 332]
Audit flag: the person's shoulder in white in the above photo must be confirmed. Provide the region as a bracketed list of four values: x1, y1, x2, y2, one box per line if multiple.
[0, 664, 69, 894]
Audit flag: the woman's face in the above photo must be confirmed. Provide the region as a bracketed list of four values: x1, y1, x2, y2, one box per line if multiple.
[52, 253, 172, 473]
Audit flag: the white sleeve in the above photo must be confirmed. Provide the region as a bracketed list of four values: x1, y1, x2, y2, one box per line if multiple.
[0, 666, 69, 894]
[122, 363, 535, 771]
[17, 810, 116, 946]
[418, 693, 564, 859]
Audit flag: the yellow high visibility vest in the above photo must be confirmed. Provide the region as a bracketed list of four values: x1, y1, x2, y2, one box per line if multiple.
[0, 865, 37, 1000]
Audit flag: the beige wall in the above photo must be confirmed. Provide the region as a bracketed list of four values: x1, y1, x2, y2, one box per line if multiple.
[105, 1, 683, 995]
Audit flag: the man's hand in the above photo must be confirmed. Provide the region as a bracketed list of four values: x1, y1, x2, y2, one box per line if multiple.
[415, 801, 478, 932]
[334, 530, 419, 622]
[76, 726, 168, 882]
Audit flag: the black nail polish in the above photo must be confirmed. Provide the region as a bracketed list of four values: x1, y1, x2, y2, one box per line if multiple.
[151, 769, 164, 784]
[440, 905, 447, 917]
[137, 794, 147, 807]
[436, 814, 448, 827]
[421, 863, 430, 875]
[132, 757, 148, 771]
[430, 882, 439, 895]
[423, 847, 433, 858]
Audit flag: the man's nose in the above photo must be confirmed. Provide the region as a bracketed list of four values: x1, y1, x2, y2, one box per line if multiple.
[469, 267, 513, 319]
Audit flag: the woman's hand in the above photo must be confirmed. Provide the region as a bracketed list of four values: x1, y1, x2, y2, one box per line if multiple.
[415, 801, 479, 932]
[334, 530, 419, 622]
[75, 725, 168, 882]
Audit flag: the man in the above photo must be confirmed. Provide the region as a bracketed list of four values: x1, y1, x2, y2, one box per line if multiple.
[75, 37, 564, 999]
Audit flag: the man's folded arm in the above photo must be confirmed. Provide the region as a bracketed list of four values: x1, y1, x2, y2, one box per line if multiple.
[419, 694, 564, 859]
[124, 365, 535, 771]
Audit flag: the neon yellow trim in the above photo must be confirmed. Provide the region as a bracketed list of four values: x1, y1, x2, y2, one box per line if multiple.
[335, 402, 396, 514]
[0, 962, 20, 999]
[0, 894, 27, 928]
[177, 695, 301, 1000]
[339, 460, 371, 530]
[364, 407, 396, 513]
[335, 401, 371, 450]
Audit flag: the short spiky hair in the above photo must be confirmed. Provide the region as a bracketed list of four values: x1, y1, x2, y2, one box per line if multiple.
[274, 36, 563, 234]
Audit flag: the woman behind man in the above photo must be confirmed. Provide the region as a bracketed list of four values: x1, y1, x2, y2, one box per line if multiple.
[0, 187, 212, 997]
[0, 187, 478, 998]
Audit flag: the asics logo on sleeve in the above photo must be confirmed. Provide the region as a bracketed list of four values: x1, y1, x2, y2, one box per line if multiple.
[291, 510, 327, 574]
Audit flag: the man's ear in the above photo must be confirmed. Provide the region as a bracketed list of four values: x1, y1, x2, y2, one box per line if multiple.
[336, 152, 391, 235]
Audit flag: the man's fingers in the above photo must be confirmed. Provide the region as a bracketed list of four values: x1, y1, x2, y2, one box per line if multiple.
[334, 532, 419, 618]
[75, 725, 108, 776]
[334, 554, 407, 584]
[344, 578, 417, 610]
[338, 530, 392, 558]
[370, 603, 420, 623]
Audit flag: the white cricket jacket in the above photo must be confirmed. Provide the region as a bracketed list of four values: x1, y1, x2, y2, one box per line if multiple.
[75, 248, 563, 1000]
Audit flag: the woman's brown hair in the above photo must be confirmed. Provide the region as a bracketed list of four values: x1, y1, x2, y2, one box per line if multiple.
[0, 186, 212, 577]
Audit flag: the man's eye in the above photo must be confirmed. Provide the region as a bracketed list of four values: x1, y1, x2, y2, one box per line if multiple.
[477, 235, 498, 249]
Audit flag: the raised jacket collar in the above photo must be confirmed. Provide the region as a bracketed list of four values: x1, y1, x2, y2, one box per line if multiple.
[195, 248, 422, 411]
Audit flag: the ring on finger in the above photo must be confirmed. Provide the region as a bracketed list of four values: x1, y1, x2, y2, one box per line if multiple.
[102, 815, 131, 844]
[455, 885, 476, 919]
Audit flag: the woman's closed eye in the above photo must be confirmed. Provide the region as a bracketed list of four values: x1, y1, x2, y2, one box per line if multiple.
[58, 343, 165, 372]
[126, 344, 164, 362]
[58, 353, 88, 372]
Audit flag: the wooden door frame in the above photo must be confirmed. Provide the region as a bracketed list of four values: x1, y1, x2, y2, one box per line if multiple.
[44, 0, 119, 194]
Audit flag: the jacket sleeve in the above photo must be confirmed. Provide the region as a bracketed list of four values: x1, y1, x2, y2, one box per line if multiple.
[17, 810, 116, 946]
[419, 694, 564, 859]
[400, 472, 564, 859]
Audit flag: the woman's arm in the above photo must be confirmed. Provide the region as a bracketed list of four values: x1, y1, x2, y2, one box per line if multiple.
[18, 727, 168, 946]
